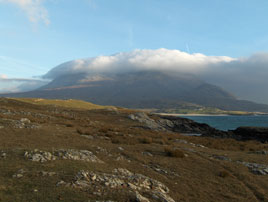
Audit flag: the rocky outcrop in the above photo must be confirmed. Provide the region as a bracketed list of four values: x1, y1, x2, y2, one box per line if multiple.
[230, 127, 268, 143]
[129, 113, 230, 138]
[24, 149, 103, 163]
[58, 168, 175, 202]
[128, 112, 166, 130]
[211, 155, 268, 176]
[129, 113, 268, 142]
[237, 161, 268, 175]
[158, 115, 229, 137]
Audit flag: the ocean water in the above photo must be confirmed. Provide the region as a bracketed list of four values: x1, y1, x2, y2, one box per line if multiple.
[179, 115, 268, 131]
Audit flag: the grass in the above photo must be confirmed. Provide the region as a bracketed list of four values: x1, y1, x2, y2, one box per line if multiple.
[0, 98, 268, 201]
[10, 98, 114, 111]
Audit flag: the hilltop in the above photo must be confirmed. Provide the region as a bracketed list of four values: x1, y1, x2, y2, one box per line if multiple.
[0, 98, 268, 201]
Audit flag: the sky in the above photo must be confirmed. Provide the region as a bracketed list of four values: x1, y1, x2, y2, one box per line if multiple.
[1, 0, 268, 103]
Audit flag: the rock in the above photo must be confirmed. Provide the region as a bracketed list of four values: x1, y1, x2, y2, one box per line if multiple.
[13, 173, 23, 178]
[25, 149, 103, 163]
[174, 139, 188, 144]
[118, 147, 124, 151]
[20, 118, 31, 124]
[142, 152, 153, 157]
[237, 161, 268, 175]
[158, 115, 230, 138]
[40, 171, 56, 177]
[196, 144, 206, 148]
[25, 150, 56, 163]
[157, 118, 174, 129]
[56, 180, 66, 186]
[1, 151, 7, 159]
[12, 169, 27, 178]
[0, 126, 4, 129]
[231, 127, 268, 142]
[60, 168, 175, 202]
[81, 135, 94, 140]
[152, 191, 176, 202]
[128, 183, 138, 190]
[135, 192, 150, 202]
[128, 113, 165, 130]
[54, 149, 104, 163]
[212, 155, 231, 161]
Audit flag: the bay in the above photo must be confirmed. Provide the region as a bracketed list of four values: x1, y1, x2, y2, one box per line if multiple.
[179, 115, 268, 131]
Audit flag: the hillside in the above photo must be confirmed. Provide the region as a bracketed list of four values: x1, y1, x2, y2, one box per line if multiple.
[3, 71, 268, 113]
[11, 98, 115, 111]
[0, 98, 268, 201]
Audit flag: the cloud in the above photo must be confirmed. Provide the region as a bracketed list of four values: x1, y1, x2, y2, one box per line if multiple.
[43, 48, 268, 104]
[44, 48, 236, 79]
[0, 76, 49, 93]
[0, 0, 49, 25]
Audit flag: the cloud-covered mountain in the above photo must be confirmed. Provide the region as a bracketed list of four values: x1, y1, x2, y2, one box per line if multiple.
[2, 49, 268, 112]
[43, 49, 268, 104]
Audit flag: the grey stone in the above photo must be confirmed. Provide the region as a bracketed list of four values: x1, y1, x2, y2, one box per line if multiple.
[25, 149, 103, 163]
[81, 135, 94, 140]
[60, 168, 175, 202]
[237, 161, 268, 175]
[135, 192, 150, 202]
[20, 118, 31, 124]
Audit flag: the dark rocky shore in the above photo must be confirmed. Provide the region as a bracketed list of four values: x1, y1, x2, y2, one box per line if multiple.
[130, 113, 268, 143]
[160, 115, 268, 143]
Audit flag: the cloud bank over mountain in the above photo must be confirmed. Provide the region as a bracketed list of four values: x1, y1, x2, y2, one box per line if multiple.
[44, 49, 236, 79]
[43, 49, 268, 104]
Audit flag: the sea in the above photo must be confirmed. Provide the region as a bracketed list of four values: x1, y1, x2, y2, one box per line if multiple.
[179, 115, 268, 131]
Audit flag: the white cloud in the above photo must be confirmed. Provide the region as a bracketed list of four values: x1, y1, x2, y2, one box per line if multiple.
[0, 76, 49, 93]
[44, 48, 236, 79]
[0, 0, 49, 25]
[43, 48, 268, 104]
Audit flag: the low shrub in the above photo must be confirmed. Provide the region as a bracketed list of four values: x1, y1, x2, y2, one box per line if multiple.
[164, 147, 185, 158]
[139, 137, 153, 144]
[218, 170, 230, 178]
[76, 128, 84, 134]
[111, 138, 121, 144]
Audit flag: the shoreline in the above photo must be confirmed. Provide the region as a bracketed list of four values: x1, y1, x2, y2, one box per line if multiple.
[156, 113, 228, 116]
[155, 113, 268, 117]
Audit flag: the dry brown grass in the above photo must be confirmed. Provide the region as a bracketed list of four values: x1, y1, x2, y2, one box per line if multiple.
[0, 98, 268, 202]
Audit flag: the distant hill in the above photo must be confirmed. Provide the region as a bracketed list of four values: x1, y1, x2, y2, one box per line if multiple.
[2, 71, 268, 112]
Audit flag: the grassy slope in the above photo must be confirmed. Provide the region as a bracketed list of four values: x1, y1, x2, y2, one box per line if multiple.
[0, 98, 268, 201]
[11, 98, 115, 110]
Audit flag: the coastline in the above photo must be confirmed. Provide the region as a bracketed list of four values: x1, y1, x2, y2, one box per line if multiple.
[155, 113, 268, 117]
[155, 113, 229, 117]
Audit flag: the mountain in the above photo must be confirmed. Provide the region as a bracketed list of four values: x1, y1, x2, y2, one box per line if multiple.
[2, 71, 268, 112]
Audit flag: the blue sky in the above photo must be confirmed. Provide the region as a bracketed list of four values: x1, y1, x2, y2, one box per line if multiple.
[1, 0, 268, 103]
[1, 0, 268, 78]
